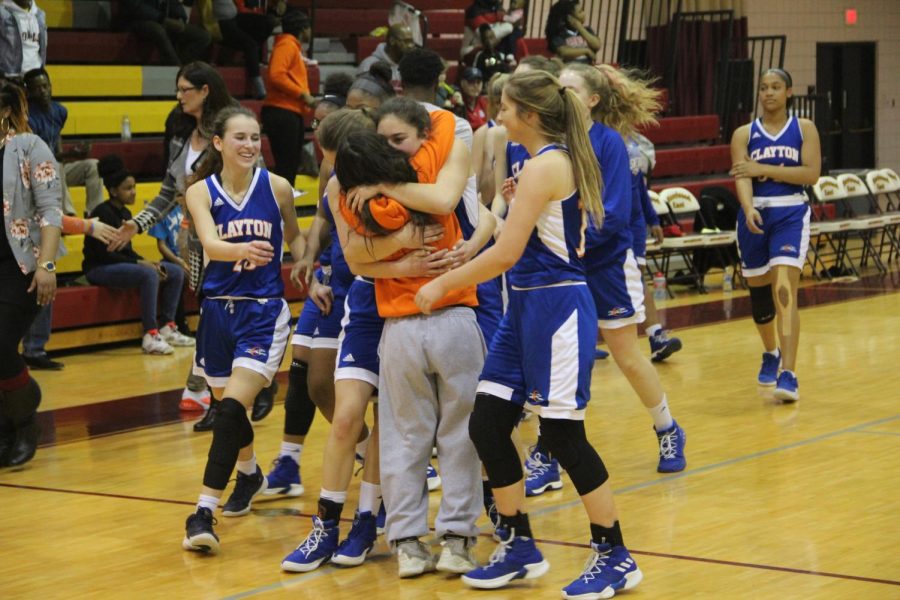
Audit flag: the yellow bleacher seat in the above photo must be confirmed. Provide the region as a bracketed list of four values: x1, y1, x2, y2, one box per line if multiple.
[61, 101, 175, 136]
[41, 0, 73, 28]
[47, 66, 143, 98]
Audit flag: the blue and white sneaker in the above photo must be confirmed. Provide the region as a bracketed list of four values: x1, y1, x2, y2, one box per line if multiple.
[649, 330, 682, 362]
[331, 511, 377, 566]
[758, 350, 781, 386]
[655, 420, 686, 473]
[281, 516, 339, 572]
[595, 348, 610, 360]
[773, 370, 799, 403]
[375, 501, 387, 536]
[263, 455, 304, 496]
[427, 463, 442, 491]
[524, 447, 563, 497]
[561, 542, 642, 599]
[461, 527, 549, 589]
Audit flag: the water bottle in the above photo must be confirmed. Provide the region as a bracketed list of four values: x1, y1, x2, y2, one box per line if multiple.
[653, 272, 667, 301]
[121, 115, 132, 142]
[722, 270, 734, 293]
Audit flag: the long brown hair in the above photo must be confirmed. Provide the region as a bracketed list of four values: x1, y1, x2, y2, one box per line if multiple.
[315, 107, 377, 153]
[0, 83, 32, 135]
[504, 70, 604, 226]
[564, 63, 662, 138]
[188, 106, 258, 186]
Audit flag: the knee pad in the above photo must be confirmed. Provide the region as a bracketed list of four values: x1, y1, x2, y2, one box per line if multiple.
[469, 393, 523, 488]
[284, 360, 315, 436]
[0, 376, 41, 425]
[749, 284, 775, 324]
[539, 418, 609, 496]
[204, 397, 250, 489]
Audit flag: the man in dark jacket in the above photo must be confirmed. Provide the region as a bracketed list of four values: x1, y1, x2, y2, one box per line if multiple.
[121, 0, 210, 66]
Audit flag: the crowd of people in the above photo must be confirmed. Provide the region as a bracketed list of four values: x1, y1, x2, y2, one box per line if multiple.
[0, 1, 821, 598]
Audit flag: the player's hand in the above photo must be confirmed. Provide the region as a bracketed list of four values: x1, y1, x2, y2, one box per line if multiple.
[446, 239, 474, 269]
[745, 208, 764, 234]
[396, 222, 444, 248]
[501, 177, 516, 205]
[415, 278, 447, 315]
[88, 218, 118, 245]
[108, 220, 138, 251]
[650, 224, 664, 244]
[346, 185, 381, 213]
[244, 240, 275, 266]
[290, 255, 315, 290]
[308, 280, 334, 315]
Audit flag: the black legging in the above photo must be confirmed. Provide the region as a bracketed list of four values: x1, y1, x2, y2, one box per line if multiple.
[0, 298, 39, 381]
[261, 105, 304, 184]
[218, 18, 261, 78]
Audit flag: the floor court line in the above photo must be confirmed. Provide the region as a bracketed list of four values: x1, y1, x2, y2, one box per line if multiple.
[850, 429, 900, 437]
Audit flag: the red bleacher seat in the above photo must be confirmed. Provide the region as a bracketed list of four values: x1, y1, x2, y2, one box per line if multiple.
[653, 145, 732, 179]
[48, 31, 158, 64]
[314, 9, 388, 36]
[423, 10, 465, 35]
[307, 0, 468, 8]
[521, 38, 553, 58]
[641, 115, 720, 146]
[53, 266, 306, 331]
[426, 37, 463, 61]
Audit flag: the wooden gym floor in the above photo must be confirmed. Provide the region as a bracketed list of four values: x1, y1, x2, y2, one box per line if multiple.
[1, 269, 899, 599]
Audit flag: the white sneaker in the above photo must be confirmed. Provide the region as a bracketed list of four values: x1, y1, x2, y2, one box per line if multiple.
[396, 538, 436, 578]
[160, 324, 195, 347]
[180, 388, 210, 411]
[436, 535, 477, 573]
[143, 332, 174, 355]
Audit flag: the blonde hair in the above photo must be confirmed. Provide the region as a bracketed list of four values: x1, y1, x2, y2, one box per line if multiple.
[486, 72, 509, 120]
[504, 70, 603, 226]
[316, 107, 377, 152]
[563, 63, 662, 138]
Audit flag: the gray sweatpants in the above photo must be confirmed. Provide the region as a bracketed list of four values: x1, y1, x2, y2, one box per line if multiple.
[378, 307, 485, 543]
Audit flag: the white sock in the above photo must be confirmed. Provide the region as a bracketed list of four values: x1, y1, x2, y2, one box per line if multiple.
[647, 324, 662, 337]
[649, 395, 674, 432]
[197, 494, 219, 512]
[355, 430, 370, 461]
[236, 454, 257, 476]
[764, 348, 780, 358]
[320, 488, 348, 504]
[279, 442, 302, 462]
[358, 481, 381, 514]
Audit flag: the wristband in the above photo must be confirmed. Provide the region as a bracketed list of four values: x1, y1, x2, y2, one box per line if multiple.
[89, 221, 95, 235]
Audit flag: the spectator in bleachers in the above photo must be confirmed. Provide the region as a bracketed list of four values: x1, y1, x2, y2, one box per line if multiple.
[147, 198, 193, 340]
[356, 23, 414, 90]
[473, 23, 515, 84]
[545, 0, 600, 63]
[211, 0, 266, 99]
[461, 0, 523, 62]
[346, 62, 394, 110]
[0, 0, 46, 80]
[23, 68, 103, 217]
[458, 66, 489, 131]
[85, 156, 191, 355]
[262, 8, 315, 185]
[0, 81, 60, 467]
[122, 0, 211, 66]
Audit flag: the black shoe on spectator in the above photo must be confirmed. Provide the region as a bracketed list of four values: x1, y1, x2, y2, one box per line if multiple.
[7, 416, 40, 467]
[193, 398, 220, 432]
[0, 416, 15, 467]
[251, 381, 278, 422]
[23, 355, 64, 371]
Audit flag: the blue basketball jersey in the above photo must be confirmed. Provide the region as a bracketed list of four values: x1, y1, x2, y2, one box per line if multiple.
[583, 122, 633, 267]
[508, 144, 587, 288]
[506, 141, 531, 182]
[321, 191, 353, 295]
[748, 116, 805, 198]
[202, 168, 284, 298]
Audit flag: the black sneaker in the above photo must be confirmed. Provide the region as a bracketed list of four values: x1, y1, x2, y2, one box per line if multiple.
[183, 507, 220, 553]
[7, 416, 40, 467]
[251, 381, 278, 422]
[23, 355, 64, 371]
[193, 398, 219, 432]
[222, 466, 267, 517]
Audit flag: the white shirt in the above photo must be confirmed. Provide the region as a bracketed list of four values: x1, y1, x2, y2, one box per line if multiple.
[3, 0, 42, 73]
[185, 143, 203, 176]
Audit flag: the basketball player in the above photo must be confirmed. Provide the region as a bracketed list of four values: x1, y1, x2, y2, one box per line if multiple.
[730, 68, 821, 402]
[181, 106, 304, 553]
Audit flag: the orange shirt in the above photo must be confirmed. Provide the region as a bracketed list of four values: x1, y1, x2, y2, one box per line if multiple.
[264, 34, 311, 118]
[339, 109, 478, 318]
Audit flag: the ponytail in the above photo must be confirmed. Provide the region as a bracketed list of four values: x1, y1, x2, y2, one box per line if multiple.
[561, 88, 603, 227]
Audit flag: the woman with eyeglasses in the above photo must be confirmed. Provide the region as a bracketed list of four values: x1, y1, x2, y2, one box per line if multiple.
[261, 8, 317, 184]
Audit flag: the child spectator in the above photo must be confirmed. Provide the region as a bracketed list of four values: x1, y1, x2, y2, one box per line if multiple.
[147, 200, 193, 339]
[473, 23, 515, 83]
[458, 66, 489, 130]
[545, 0, 601, 63]
[84, 156, 192, 355]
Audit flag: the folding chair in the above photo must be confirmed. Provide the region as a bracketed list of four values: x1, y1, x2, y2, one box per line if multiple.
[836, 174, 889, 273]
[644, 190, 674, 297]
[864, 168, 900, 263]
[659, 187, 738, 292]
[810, 176, 859, 277]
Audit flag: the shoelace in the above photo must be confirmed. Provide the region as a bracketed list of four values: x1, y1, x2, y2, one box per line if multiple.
[658, 429, 679, 459]
[524, 449, 549, 477]
[297, 518, 327, 555]
[579, 546, 612, 583]
[487, 536, 512, 566]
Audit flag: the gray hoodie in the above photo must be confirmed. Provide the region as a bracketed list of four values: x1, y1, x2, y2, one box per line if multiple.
[356, 42, 400, 84]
